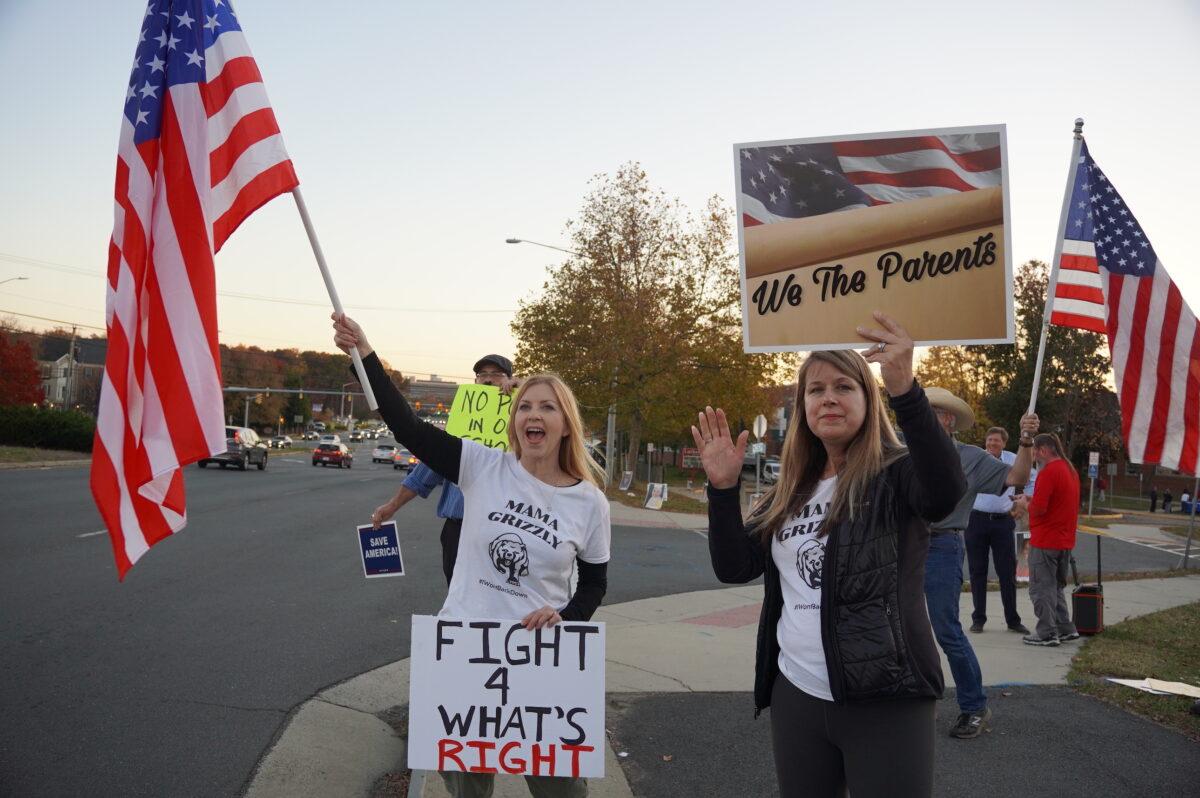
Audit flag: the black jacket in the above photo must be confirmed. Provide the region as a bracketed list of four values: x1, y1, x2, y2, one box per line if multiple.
[707, 382, 964, 712]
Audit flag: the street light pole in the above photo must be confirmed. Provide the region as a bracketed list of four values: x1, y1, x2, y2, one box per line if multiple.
[505, 238, 581, 257]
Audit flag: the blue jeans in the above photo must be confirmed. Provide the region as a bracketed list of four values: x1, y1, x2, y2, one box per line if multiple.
[924, 532, 986, 713]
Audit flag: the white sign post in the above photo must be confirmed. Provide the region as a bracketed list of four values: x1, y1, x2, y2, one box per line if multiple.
[753, 414, 768, 503]
[408, 616, 606, 779]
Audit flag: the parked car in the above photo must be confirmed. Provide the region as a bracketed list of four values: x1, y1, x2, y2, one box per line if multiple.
[268, 435, 294, 449]
[372, 443, 397, 463]
[393, 448, 419, 470]
[312, 443, 354, 468]
[319, 433, 341, 445]
[198, 426, 269, 471]
[762, 460, 781, 484]
[348, 430, 364, 443]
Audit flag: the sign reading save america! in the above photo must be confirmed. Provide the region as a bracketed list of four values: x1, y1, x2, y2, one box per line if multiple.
[408, 615, 606, 778]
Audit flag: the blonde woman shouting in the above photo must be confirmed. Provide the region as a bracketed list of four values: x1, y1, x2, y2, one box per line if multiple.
[694, 313, 965, 798]
[333, 313, 608, 798]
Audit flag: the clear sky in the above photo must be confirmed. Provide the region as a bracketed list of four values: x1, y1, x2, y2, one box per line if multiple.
[1, 0, 1197, 384]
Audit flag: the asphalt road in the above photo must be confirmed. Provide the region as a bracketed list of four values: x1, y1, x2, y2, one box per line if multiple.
[608, 688, 1200, 797]
[0, 445, 716, 798]
[0, 447, 1188, 797]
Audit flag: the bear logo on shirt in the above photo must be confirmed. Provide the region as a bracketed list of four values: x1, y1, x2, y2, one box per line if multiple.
[489, 533, 530, 586]
[796, 539, 824, 590]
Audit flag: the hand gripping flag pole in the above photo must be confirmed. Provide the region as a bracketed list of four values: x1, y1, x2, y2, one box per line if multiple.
[290, 187, 378, 411]
[1027, 118, 1086, 414]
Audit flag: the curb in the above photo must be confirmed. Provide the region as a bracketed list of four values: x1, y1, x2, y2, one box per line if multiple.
[0, 459, 92, 470]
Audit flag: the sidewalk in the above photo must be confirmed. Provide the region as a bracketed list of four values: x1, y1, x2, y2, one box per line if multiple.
[243, 574, 1200, 798]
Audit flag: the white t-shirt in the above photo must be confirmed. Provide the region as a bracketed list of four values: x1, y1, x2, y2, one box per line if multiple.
[440, 441, 611, 620]
[773, 476, 836, 701]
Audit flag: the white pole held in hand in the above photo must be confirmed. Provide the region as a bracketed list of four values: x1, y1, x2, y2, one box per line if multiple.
[291, 187, 378, 411]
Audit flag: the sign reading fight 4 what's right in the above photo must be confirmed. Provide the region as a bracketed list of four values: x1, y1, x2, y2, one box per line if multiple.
[408, 615, 606, 778]
[734, 124, 1014, 351]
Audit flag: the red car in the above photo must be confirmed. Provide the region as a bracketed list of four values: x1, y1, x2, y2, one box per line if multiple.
[312, 443, 354, 468]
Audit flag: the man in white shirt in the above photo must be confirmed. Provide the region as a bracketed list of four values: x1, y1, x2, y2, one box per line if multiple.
[965, 427, 1030, 635]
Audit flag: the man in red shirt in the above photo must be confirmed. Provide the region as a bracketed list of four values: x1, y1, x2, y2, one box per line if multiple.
[1024, 433, 1081, 646]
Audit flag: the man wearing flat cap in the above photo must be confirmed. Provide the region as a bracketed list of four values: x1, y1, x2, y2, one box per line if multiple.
[924, 387, 1038, 740]
[370, 354, 518, 585]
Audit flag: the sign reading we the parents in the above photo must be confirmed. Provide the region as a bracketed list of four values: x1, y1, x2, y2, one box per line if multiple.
[408, 615, 606, 778]
[446, 384, 511, 450]
[734, 124, 1014, 351]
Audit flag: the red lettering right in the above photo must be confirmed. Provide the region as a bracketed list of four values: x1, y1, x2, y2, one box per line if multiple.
[466, 740, 498, 774]
[438, 739, 465, 771]
[531, 743, 556, 776]
[498, 741, 526, 774]
[562, 744, 595, 778]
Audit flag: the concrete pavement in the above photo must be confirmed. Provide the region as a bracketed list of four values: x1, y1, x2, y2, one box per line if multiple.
[244, 523, 1200, 798]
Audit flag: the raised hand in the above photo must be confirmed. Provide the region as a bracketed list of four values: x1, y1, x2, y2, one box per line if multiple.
[857, 311, 915, 397]
[690, 406, 749, 490]
[330, 312, 374, 359]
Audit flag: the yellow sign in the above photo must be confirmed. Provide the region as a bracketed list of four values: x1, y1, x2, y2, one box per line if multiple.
[445, 384, 511, 450]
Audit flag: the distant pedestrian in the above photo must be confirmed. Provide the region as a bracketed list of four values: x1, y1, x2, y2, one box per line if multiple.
[1163, 489, 1173, 513]
[926, 389, 1037, 739]
[1097, 476, 1107, 503]
[1149, 485, 1158, 512]
[698, 313, 966, 797]
[965, 426, 1029, 636]
[1024, 433, 1081, 647]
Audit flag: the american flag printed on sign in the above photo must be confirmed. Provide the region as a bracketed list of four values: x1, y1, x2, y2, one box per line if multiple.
[738, 133, 1003, 228]
[91, 0, 298, 578]
[1051, 141, 1199, 474]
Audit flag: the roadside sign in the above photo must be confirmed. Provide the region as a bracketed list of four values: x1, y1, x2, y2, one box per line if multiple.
[646, 443, 656, 453]
[750, 442, 767, 456]
[293, 415, 303, 424]
[681, 447, 701, 469]
[1088, 464, 1098, 479]
[1106, 463, 1117, 476]
[1089, 451, 1100, 466]
[753, 414, 767, 440]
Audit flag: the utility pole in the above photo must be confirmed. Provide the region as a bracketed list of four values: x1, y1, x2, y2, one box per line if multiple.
[65, 325, 77, 408]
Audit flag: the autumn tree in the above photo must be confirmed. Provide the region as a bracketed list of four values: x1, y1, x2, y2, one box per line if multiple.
[511, 164, 780, 468]
[0, 332, 43, 406]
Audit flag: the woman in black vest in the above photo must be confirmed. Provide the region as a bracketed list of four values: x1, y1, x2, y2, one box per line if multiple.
[693, 313, 965, 797]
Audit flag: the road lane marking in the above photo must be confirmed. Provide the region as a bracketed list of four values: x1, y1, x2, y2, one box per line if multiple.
[77, 530, 107, 538]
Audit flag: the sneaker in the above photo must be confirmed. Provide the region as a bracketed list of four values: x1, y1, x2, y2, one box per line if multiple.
[1022, 634, 1060, 647]
[1008, 623, 1031, 634]
[1059, 631, 1081, 642]
[949, 707, 992, 739]
[969, 621, 985, 633]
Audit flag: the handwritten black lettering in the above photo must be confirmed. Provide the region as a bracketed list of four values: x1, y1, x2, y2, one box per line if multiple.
[751, 273, 803, 315]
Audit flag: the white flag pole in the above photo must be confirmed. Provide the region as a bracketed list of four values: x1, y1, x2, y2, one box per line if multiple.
[291, 187, 378, 411]
[1028, 118, 1086, 414]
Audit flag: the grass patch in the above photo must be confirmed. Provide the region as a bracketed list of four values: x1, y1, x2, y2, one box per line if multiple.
[1069, 600, 1200, 741]
[606, 481, 708, 515]
[0, 445, 90, 464]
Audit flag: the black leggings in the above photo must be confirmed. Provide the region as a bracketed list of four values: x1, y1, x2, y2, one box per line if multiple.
[769, 675, 935, 798]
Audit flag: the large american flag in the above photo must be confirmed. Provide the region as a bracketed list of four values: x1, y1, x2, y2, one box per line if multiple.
[91, 0, 298, 578]
[738, 132, 1002, 227]
[1050, 141, 1199, 475]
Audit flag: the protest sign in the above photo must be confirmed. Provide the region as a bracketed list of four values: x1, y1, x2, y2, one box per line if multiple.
[357, 521, 404, 578]
[734, 124, 1013, 351]
[446, 384, 511, 450]
[644, 483, 667, 510]
[618, 471, 634, 492]
[408, 616, 606, 778]
[680, 448, 701, 470]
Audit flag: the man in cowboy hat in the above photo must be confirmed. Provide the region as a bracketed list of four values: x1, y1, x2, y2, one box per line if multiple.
[923, 387, 1039, 739]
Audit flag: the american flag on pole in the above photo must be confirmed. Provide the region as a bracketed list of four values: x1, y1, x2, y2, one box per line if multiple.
[91, 0, 298, 578]
[739, 132, 1002, 227]
[1050, 141, 1199, 474]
